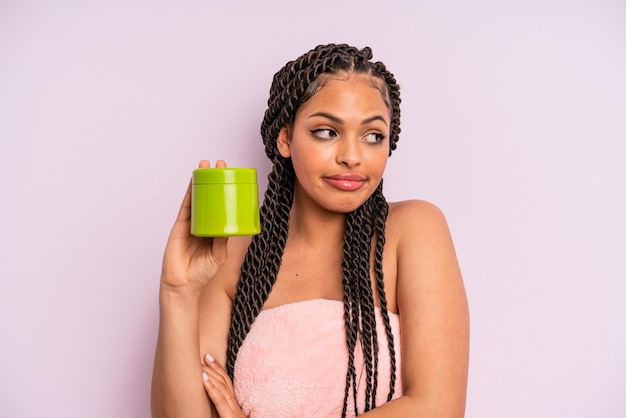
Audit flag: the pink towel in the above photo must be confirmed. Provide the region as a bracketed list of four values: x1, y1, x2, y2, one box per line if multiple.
[233, 299, 402, 417]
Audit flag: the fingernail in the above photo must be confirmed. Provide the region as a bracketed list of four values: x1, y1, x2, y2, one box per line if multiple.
[202, 372, 209, 381]
[205, 353, 215, 363]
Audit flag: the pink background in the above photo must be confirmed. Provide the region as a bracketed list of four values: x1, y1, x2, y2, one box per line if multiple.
[1, 1, 625, 416]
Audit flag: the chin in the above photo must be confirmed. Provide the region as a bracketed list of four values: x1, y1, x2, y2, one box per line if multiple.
[322, 198, 368, 214]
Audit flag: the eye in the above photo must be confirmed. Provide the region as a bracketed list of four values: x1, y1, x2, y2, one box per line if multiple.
[311, 128, 337, 140]
[362, 132, 386, 144]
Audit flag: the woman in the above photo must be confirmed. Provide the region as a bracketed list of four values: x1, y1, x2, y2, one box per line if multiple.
[151, 43, 469, 417]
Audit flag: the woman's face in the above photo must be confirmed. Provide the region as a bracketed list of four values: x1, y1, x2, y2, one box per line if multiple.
[277, 73, 391, 214]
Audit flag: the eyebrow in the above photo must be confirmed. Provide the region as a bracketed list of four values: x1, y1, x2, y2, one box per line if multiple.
[308, 112, 388, 126]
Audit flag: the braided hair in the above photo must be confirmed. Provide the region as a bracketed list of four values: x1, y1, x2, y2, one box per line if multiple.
[226, 43, 402, 416]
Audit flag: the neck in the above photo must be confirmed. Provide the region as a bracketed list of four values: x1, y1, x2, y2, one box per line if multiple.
[288, 188, 346, 247]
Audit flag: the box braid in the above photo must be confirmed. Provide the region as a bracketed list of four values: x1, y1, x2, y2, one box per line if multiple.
[226, 44, 402, 416]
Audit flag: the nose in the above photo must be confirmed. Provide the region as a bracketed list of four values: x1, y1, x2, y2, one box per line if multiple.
[336, 137, 362, 168]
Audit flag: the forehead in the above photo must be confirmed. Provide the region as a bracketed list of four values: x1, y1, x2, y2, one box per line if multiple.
[297, 74, 391, 118]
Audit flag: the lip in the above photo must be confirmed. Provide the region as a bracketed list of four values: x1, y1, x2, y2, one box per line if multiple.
[324, 173, 366, 191]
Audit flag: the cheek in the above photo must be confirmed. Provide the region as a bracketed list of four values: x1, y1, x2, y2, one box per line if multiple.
[291, 142, 330, 170]
[289, 147, 316, 182]
[369, 151, 389, 175]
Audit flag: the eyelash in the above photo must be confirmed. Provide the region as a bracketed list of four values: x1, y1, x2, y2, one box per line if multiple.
[311, 129, 337, 140]
[310, 129, 386, 144]
[362, 132, 386, 144]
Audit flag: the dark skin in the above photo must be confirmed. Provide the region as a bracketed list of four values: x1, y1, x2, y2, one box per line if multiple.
[152, 74, 469, 417]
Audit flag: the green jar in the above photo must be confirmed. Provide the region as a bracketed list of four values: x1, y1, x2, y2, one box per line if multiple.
[191, 168, 261, 237]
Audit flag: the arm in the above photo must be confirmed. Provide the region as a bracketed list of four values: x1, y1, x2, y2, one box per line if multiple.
[153, 238, 246, 418]
[198, 238, 252, 418]
[152, 286, 212, 418]
[363, 200, 469, 417]
[151, 160, 232, 418]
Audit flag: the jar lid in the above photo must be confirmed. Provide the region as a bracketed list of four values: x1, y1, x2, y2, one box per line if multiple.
[192, 167, 257, 184]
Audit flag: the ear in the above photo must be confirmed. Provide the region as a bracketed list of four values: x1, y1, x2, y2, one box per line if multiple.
[276, 126, 292, 158]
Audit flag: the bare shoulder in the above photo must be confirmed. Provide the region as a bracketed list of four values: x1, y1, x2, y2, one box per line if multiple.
[386, 199, 462, 299]
[388, 199, 446, 221]
[387, 199, 452, 247]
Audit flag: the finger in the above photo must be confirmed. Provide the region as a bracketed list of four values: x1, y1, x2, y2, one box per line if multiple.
[203, 372, 227, 401]
[203, 386, 242, 418]
[203, 354, 234, 392]
[173, 160, 214, 229]
[202, 366, 230, 391]
[173, 180, 193, 225]
[203, 352, 218, 367]
[203, 354, 230, 378]
[216, 159, 227, 168]
[176, 160, 212, 225]
[202, 371, 241, 416]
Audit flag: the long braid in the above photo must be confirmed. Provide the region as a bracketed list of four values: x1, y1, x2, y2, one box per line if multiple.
[226, 158, 294, 378]
[372, 182, 397, 402]
[227, 44, 402, 415]
[345, 195, 376, 412]
[340, 250, 359, 416]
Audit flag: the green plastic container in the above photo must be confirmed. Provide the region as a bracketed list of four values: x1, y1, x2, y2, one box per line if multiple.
[191, 168, 261, 237]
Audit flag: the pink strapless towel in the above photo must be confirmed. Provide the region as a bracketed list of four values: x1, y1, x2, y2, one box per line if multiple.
[233, 299, 402, 417]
